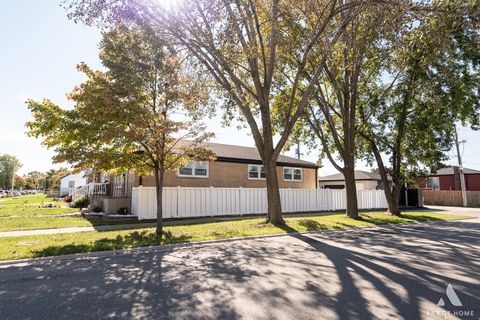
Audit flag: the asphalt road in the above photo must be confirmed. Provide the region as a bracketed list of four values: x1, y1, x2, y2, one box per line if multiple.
[0, 213, 479, 319]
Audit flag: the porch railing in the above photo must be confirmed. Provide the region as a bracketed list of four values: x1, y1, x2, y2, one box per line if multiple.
[71, 183, 108, 202]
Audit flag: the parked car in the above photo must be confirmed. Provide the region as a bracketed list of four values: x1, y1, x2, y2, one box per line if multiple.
[0, 190, 7, 198]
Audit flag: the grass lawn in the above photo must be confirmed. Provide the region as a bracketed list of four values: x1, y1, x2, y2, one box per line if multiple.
[0, 193, 143, 232]
[0, 212, 467, 261]
[0, 194, 78, 217]
[0, 216, 141, 232]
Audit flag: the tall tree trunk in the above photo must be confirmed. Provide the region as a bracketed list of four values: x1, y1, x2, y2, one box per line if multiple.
[390, 184, 403, 215]
[153, 164, 164, 238]
[370, 142, 402, 216]
[343, 165, 359, 219]
[264, 159, 284, 225]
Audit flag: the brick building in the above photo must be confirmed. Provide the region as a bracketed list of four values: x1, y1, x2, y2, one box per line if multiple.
[417, 166, 480, 191]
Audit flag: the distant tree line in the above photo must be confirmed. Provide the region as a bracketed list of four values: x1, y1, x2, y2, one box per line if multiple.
[0, 154, 68, 191]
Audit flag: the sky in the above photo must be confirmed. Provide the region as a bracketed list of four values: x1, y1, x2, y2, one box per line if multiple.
[0, 1, 479, 177]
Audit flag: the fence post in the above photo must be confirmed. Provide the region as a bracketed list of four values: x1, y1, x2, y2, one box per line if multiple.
[176, 186, 180, 217]
[239, 187, 243, 214]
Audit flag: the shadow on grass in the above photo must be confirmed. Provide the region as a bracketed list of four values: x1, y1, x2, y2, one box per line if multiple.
[361, 214, 445, 225]
[281, 214, 447, 234]
[297, 219, 330, 231]
[31, 230, 192, 258]
[399, 214, 446, 222]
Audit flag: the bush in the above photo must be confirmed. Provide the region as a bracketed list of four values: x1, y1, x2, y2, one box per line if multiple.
[72, 198, 89, 208]
[92, 207, 103, 213]
[117, 207, 128, 215]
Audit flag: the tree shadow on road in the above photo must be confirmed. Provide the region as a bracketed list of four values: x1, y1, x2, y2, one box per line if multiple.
[288, 220, 480, 319]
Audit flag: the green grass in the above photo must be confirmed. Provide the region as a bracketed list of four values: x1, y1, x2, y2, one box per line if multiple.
[0, 216, 141, 232]
[0, 194, 78, 217]
[0, 212, 467, 261]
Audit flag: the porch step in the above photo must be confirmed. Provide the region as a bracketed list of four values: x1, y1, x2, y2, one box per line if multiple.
[82, 212, 138, 222]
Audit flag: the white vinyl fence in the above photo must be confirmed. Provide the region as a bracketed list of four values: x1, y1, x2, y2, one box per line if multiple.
[131, 187, 388, 220]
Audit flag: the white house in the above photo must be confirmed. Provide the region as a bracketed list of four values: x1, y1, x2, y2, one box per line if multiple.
[59, 171, 88, 196]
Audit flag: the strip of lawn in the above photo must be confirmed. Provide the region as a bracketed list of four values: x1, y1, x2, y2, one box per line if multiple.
[0, 216, 142, 232]
[0, 212, 468, 261]
[0, 194, 78, 217]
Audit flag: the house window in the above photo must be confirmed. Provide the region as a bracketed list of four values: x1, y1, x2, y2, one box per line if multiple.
[68, 181, 75, 188]
[427, 177, 440, 190]
[283, 167, 303, 181]
[248, 164, 265, 180]
[178, 162, 209, 178]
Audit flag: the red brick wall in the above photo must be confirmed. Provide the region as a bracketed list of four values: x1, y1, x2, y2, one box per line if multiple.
[439, 175, 455, 190]
[465, 174, 480, 191]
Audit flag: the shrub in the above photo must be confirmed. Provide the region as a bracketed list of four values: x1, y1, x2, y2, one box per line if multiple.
[72, 198, 89, 208]
[117, 207, 128, 215]
[92, 207, 103, 213]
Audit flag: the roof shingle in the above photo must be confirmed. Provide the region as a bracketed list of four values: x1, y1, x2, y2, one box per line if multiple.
[177, 141, 318, 168]
[318, 170, 391, 181]
[431, 166, 480, 175]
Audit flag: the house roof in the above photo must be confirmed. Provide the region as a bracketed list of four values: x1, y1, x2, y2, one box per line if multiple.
[318, 170, 392, 182]
[60, 170, 88, 181]
[59, 174, 72, 181]
[430, 166, 480, 176]
[177, 141, 318, 168]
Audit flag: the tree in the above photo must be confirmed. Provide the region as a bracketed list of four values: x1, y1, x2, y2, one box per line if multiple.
[14, 175, 26, 190]
[302, 3, 409, 218]
[23, 171, 46, 190]
[27, 26, 214, 238]
[0, 154, 22, 190]
[49, 168, 69, 191]
[358, 0, 480, 215]
[64, 0, 376, 225]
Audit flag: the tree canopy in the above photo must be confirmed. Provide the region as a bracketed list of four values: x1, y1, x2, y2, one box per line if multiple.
[0, 154, 22, 190]
[358, 0, 480, 214]
[27, 26, 214, 236]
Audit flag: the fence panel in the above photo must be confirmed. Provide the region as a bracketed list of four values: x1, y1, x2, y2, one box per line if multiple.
[132, 187, 388, 220]
[423, 190, 480, 206]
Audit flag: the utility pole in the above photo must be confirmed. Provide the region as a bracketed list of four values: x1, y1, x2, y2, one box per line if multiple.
[11, 164, 15, 193]
[295, 140, 302, 160]
[454, 126, 467, 207]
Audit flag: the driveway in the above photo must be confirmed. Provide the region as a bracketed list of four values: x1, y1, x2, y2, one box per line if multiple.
[420, 205, 480, 217]
[0, 217, 479, 319]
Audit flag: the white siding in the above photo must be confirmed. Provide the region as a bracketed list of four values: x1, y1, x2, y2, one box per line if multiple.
[132, 187, 388, 220]
[59, 172, 88, 196]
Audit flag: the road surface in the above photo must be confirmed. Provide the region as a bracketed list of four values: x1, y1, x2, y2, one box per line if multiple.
[0, 214, 479, 319]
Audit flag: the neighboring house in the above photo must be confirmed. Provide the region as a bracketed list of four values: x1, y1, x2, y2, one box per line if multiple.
[59, 171, 88, 196]
[318, 170, 391, 190]
[77, 141, 319, 214]
[417, 166, 480, 191]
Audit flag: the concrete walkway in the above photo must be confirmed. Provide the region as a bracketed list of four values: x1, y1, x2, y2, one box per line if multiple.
[0, 223, 157, 238]
[1, 206, 478, 238]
